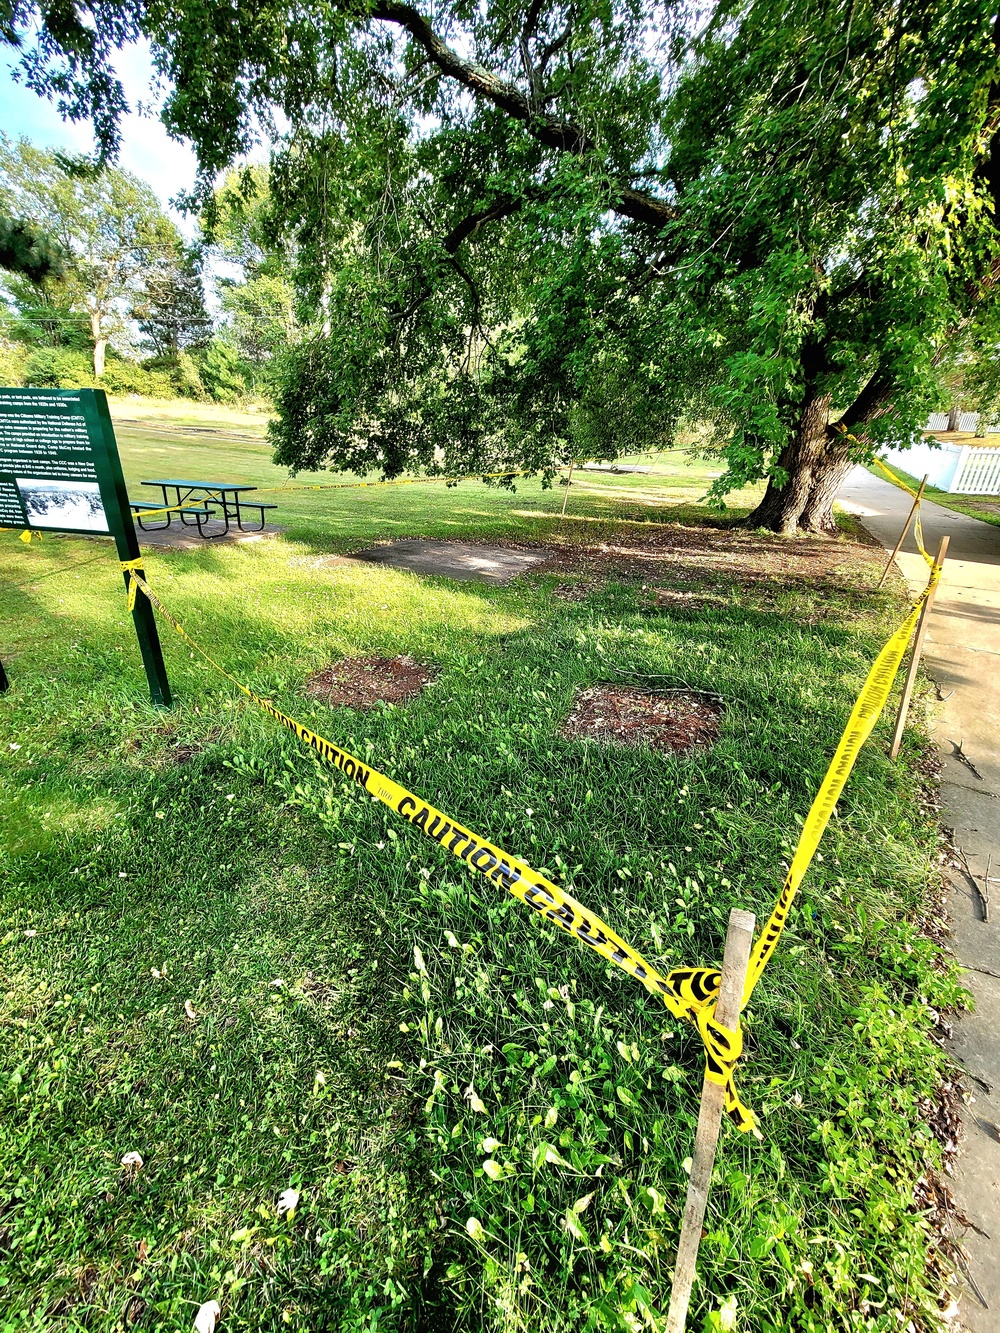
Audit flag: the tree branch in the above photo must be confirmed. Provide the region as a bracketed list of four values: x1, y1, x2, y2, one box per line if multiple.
[442, 196, 526, 252]
[537, 23, 571, 76]
[840, 371, 895, 433]
[368, 1, 677, 229]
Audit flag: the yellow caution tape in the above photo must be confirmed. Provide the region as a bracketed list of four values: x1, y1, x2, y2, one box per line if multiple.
[833, 424, 934, 570]
[120, 541, 941, 1134]
[870, 457, 934, 569]
[870, 454, 920, 501]
[249, 467, 542, 498]
[120, 558, 144, 612]
[129, 503, 195, 520]
[742, 560, 940, 1002]
[121, 469, 547, 525]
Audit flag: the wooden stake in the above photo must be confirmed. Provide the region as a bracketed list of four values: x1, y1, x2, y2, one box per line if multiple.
[890, 535, 949, 760]
[561, 460, 575, 517]
[666, 908, 756, 1333]
[877, 475, 927, 591]
[980, 853, 992, 925]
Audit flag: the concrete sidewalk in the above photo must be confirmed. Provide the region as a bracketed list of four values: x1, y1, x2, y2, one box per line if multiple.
[839, 466, 1000, 1329]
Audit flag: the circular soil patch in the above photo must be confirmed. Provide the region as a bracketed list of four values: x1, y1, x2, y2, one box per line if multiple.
[561, 685, 721, 753]
[306, 655, 433, 709]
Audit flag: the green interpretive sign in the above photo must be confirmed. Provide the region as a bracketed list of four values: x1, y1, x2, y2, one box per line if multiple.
[0, 387, 171, 706]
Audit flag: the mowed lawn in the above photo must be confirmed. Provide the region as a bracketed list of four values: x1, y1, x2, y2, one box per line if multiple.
[1, 410, 961, 1333]
[109, 399, 763, 544]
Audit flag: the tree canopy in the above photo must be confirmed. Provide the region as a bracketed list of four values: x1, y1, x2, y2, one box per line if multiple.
[202, 168, 299, 389]
[0, 212, 65, 283]
[132, 241, 211, 359]
[0, 136, 184, 375]
[4, 0, 1000, 528]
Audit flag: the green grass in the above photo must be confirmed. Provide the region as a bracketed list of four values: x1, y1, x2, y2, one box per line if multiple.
[107, 401, 761, 546]
[871, 459, 1000, 528]
[0, 420, 962, 1333]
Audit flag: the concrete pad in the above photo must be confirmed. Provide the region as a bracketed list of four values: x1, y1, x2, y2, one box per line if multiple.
[838, 467, 1000, 1328]
[346, 539, 549, 584]
[136, 523, 284, 551]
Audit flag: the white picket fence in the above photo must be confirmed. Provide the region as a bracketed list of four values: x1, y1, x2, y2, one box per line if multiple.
[952, 446, 1000, 494]
[921, 410, 1000, 436]
[881, 433, 1000, 495]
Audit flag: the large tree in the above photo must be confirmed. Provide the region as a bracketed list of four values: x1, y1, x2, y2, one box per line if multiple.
[4, 1, 1000, 530]
[656, 0, 1000, 531]
[132, 241, 211, 358]
[0, 137, 180, 375]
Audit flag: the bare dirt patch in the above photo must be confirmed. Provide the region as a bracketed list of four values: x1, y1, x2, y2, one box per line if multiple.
[306, 655, 433, 709]
[164, 728, 225, 766]
[553, 579, 603, 601]
[561, 685, 722, 754]
[490, 519, 888, 608]
[345, 539, 548, 584]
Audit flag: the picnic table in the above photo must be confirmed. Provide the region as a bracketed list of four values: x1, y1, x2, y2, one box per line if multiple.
[132, 479, 277, 538]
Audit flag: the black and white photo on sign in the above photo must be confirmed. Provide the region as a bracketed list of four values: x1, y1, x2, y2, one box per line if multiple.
[16, 478, 109, 532]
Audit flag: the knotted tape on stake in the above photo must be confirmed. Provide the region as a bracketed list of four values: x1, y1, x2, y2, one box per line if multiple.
[120, 558, 145, 613]
[869, 455, 936, 570]
[833, 424, 935, 570]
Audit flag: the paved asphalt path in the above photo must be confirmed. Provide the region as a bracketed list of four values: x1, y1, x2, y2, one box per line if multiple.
[839, 466, 1000, 1330]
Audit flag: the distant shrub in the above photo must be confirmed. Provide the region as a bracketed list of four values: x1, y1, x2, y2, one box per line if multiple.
[23, 347, 95, 388]
[0, 343, 29, 387]
[141, 351, 206, 400]
[12, 344, 202, 400]
[98, 359, 174, 397]
[198, 338, 247, 403]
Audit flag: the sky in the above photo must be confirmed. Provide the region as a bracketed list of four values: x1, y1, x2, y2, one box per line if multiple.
[0, 39, 205, 240]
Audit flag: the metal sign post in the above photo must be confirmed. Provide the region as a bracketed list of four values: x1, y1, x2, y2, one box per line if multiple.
[0, 387, 171, 707]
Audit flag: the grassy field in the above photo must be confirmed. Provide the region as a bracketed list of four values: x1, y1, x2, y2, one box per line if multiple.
[107, 399, 762, 544]
[0, 414, 962, 1333]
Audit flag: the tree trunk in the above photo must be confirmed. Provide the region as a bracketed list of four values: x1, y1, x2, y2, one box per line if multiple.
[746, 391, 854, 536]
[947, 403, 961, 432]
[91, 310, 107, 377]
[797, 451, 855, 533]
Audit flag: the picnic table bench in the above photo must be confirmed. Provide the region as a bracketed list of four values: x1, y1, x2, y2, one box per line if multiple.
[130, 500, 216, 537]
[133, 479, 277, 538]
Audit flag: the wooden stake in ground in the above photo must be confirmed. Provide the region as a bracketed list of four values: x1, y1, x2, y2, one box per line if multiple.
[561, 460, 575, 517]
[877, 474, 928, 591]
[890, 534, 949, 761]
[665, 908, 756, 1333]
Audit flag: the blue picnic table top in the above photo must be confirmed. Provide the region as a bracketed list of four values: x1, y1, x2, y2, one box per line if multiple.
[141, 479, 258, 491]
